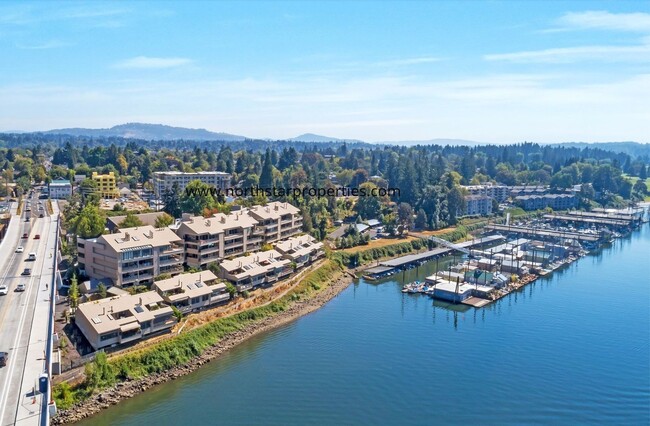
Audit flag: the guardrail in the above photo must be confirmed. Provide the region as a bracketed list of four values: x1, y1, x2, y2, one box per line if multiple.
[42, 215, 60, 426]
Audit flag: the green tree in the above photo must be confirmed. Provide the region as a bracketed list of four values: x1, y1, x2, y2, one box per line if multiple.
[171, 305, 183, 322]
[224, 282, 237, 298]
[179, 180, 218, 215]
[70, 204, 106, 238]
[154, 212, 175, 228]
[69, 274, 79, 309]
[355, 182, 382, 219]
[259, 149, 274, 189]
[119, 212, 144, 229]
[98, 283, 107, 298]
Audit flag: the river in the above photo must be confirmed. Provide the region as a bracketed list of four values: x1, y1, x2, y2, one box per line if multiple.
[79, 225, 650, 425]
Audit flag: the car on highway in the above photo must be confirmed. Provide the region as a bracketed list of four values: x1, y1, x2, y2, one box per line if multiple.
[15, 246, 24, 253]
[39, 213, 44, 218]
[27, 252, 37, 261]
[21, 268, 31, 276]
[15, 283, 26, 292]
[22, 233, 28, 239]
[0, 285, 8, 296]
[0, 352, 7, 367]
[34, 234, 40, 239]
[25, 216, 30, 222]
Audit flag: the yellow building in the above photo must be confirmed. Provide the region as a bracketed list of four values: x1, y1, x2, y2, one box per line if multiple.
[91, 172, 119, 199]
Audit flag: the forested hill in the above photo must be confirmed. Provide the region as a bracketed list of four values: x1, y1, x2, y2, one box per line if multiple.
[554, 142, 649, 159]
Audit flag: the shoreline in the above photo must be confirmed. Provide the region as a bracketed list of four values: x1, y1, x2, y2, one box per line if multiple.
[53, 270, 357, 425]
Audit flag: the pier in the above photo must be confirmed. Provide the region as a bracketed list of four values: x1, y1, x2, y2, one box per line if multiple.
[484, 224, 602, 242]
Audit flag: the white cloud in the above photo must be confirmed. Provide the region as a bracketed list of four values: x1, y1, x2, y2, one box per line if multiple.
[556, 10, 650, 33]
[114, 56, 193, 69]
[485, 43, 650, 63]
[15, 40, 71, 50]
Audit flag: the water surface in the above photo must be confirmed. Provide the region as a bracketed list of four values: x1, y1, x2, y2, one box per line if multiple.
[81, 226, 650, 425]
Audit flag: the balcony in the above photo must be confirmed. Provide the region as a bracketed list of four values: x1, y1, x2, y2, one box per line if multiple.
[210, 293, 230, 304]
[122, 262, 154, 272]
[159, 256, 182, 266]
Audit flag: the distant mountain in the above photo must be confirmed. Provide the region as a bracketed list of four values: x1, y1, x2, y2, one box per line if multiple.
[553, 141, 649, 158]
[41, 123, 247, 142]
[382, 138, 486, 146]
[289, 133, 364, 143]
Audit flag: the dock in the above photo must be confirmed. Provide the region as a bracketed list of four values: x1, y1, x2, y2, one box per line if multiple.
[485, 224, 602, 242]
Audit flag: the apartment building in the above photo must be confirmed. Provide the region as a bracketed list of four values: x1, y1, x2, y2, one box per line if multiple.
[514, 194, 577, 211]
[152, 270, 230, 313]
[464, 195, 493, 216]
[174, 210, 261, 269]
[92, 172, 119, 199]
[78, 225, 184, 288]
[75, 291, 177, 350]
[274, 235, 325, 270]
[153, 171, 231, 199]
[247, 202, 302, 243]
[462, 184, 510, 203]
[219, 250, 292, 292]
[48, 178, 72, 199]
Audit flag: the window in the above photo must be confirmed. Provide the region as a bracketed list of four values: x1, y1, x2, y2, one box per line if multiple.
[100, 331, 119, 341]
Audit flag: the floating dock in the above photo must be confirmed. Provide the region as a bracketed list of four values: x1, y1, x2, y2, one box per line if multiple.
[485, 224, 602, 242]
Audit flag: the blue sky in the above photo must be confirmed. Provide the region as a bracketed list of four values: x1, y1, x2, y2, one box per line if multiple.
[1, 1, 649, 143]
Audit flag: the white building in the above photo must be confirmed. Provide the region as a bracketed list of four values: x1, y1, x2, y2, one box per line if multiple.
[464, 195, 493, 216]
[48, 179, 72, 199]
[152, 270, 230, 313]
[153, 171, 231, 199]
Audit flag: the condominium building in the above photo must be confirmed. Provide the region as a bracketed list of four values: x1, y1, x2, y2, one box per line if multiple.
[48, 178, 72, 199]
[75, 291, 177, 350]
[219, 250, 292, 292]
[152, 271, 230, 314]
[77, 225, 185, 288]
[247, 202, 303, 243]
[153, 171, 231, 199]
[174, 211, 262, 269]
[92, 172, 119, 199]
[462, 184, 510, 203]
[274, 235, 325, 270]
[464, 195, 493, 216]
[514, 194, 577, 211]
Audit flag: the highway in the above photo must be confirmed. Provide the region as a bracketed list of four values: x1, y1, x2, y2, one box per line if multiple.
[0, 192, 57, 426]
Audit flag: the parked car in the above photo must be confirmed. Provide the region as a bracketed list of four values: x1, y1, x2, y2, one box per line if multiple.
[0, 352, 8, 367]
[0, 285, 8, 296]
[21, 268, 31, 276]
[15, 246, 24, 253]
[34, 234, 40, 240]
[15, 283, 26, 292]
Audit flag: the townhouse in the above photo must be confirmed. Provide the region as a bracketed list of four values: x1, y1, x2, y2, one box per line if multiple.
[78, 225, 184, 288]
[246, 202, 302, 243]
[75, 291, 177, 350]
[173, 210, 262, 269]
[274, 234, 325, 269]
[152, 270, 230, 313]
[219, 250, 292, 292]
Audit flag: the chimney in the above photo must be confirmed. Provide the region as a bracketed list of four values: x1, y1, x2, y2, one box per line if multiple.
[124, 232, 130, 241]
[206, 219, 211, 226]
[220, 217, 226, 224]
[274, 204, 279, 211]
[102, 307, 105, 315]
[139, 297, 142, 305]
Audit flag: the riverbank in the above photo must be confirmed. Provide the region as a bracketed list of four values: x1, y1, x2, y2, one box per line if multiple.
[53, 262, 356, 424]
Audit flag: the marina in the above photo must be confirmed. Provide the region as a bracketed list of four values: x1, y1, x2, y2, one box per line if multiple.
[391, 207, 649, 308]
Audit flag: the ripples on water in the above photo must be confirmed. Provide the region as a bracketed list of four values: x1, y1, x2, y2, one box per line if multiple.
[80, 226, 650, 426]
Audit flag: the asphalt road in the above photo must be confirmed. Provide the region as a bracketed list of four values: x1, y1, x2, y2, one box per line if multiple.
[0, 192, 53, 426]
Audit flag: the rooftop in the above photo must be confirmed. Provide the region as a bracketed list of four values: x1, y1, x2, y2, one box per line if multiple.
[76, 291, 173, 334]
[247, 201, 301, 220]
[87, 225, 182, 252]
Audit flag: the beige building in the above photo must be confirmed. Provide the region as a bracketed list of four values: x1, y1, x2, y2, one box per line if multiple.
[152, 270, 230, 313]
[274, 235, 325, 269]
[246, 202, 302, 243]
[174, 210, 262, 269]
[76, 291, 177, 350]
[78, 225, 184, 288]
[219, 250, 292, 292]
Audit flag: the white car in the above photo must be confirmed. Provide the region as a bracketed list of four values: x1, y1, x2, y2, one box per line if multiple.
[0, 285, 7, 296]
[15, 283, 26, 292]
[15, 246, 24, 253]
